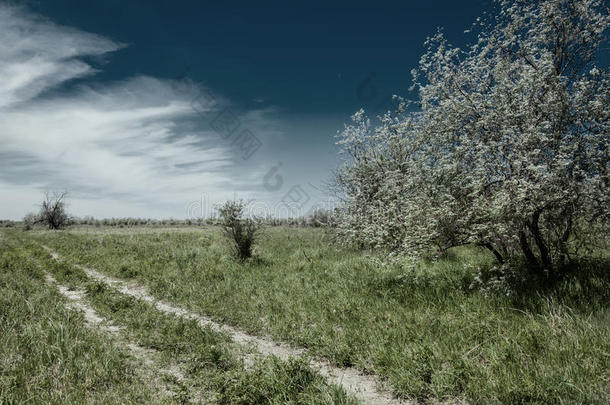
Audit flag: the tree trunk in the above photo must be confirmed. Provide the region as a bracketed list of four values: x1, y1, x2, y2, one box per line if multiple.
[559, 211, 572, 266]
[528, 209, 554, 278]
[519, 229, 540, 270]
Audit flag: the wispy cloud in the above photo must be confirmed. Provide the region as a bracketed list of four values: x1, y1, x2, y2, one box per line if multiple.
[0, 4, 261, 219]
[0, 5, 121, 108]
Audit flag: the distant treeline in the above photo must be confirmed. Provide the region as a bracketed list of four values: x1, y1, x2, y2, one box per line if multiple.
[13, 208, 337, 229]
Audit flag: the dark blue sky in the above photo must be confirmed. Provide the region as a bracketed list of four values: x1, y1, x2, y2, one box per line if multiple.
[27, 0, 491, 116]
[2, 0, 506, 218]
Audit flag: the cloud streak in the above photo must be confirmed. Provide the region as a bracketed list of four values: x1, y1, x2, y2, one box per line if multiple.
[0, 5, 121, 108]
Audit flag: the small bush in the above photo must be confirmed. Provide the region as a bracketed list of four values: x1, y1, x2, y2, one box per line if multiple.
[22, 213, 37, 231]
[36, 191, 71, 230]
[218, 200, 261, 261]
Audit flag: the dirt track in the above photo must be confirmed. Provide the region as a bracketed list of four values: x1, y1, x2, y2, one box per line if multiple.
[43, 246, 407, 405]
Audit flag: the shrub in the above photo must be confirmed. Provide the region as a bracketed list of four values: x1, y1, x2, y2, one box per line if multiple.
[22, 213, 38, 230]
[218, 200, 261, 261]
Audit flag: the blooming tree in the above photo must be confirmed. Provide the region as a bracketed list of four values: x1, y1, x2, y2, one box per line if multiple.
[335, 0, 609, 277]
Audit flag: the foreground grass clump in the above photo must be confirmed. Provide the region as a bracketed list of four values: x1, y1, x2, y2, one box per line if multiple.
[29, 226, 610, 403]
[216, 357, 350, 405]
[0, 236, 160, 403]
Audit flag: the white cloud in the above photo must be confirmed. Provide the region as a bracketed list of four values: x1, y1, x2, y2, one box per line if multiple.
[0, 4, 262, 219]
[0, 5, 121, 108]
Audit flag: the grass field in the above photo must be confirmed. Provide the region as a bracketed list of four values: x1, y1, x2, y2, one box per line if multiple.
[2, 225, 609, 404]
[0, 230, 356, 404]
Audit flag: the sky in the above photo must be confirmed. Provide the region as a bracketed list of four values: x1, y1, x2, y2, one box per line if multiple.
[0, 0, 494, 220]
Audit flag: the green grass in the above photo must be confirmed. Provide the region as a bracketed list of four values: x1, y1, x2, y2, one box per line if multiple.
[1, 230, 357, 404]
[10, 226, 610, 403]
[0, 233, 162, 403]
[70, 265, 355, 404]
